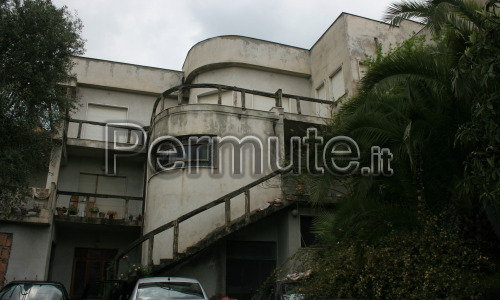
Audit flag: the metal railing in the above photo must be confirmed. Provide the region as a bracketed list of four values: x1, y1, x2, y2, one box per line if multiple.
[151, 83, 335, 124]
[65, 119, 149, 145]
[56, 190, 143, 220]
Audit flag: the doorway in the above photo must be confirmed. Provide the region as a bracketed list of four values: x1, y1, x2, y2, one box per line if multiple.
[226, 241, 276, 300]
[70, 248, 117, 298]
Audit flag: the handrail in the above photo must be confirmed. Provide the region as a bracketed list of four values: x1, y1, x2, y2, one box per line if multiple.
[111, 168, 285, 275]
[57, 190, 143, 201]
[67, 118, 149, 143]
[151, 83, 334, 125]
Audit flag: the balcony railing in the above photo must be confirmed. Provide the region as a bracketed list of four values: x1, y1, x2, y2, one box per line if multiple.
[151, 83, 336, 124]
[55, 190, 143, 223]
[65, 119, 148, 146]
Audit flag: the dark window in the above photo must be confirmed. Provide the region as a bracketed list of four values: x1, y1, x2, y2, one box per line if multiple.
[300, 216, 317, 247]
[156, 136, 215, 170]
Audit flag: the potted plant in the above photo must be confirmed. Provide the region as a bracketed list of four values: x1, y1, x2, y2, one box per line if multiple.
[89, 206, 99, 218]
[99, 211, 105, 218]
[68, 205, 78, 216]
[56, 207, 67, 216]
[135, 214, 142, 222]
[107, 210, 117, 220]
[128, 214, 133, 221]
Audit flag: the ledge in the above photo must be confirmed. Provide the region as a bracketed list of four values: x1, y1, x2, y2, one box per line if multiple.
[0, 209, 51, 226]
[54, 215, 142, 227]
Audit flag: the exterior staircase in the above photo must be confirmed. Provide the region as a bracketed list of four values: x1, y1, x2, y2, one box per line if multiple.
[112, 169, 289, 277]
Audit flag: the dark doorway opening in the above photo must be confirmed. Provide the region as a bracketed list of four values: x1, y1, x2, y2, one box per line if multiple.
[300, 215, 317, 247]
[70, 248, 117, 298]
[226, 241, 276, 300]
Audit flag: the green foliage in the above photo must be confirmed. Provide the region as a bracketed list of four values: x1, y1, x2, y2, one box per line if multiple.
[0, 0, 84, 212]
[117, 255, 152, 281]
[300, 213, 495, 299]
[301, 0, 500, 298]
[454, 3, 500, 205]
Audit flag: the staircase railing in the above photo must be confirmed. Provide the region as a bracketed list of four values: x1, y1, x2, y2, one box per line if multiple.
[111, 168, 285, 276]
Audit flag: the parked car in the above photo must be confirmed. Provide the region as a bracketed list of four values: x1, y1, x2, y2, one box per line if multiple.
[128, 277, 208, 300]
[81, 280, 129, 300]
[0, 281, 70, 300]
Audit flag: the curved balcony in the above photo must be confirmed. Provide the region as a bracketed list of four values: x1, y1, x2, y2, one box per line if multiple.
[182, 36, 311, 83]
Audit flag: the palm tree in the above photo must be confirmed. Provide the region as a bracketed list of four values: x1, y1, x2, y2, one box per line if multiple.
[309, 0, 498, 246]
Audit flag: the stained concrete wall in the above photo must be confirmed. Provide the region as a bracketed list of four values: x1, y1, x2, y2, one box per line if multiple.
[49, 226, 140, 293]
[310, 13, 423, 106]
[146, 105, 283, 263]
[188, 67, 317, 116]
[183, 36, 311, 83]
[0, 224, 52, 282]
[72, 57, 183, 94]
[67, 86, 159, 141]
[159, 207, 322, 298]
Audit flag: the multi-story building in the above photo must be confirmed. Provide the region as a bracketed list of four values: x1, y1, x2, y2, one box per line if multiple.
[0, 13, 422, 299]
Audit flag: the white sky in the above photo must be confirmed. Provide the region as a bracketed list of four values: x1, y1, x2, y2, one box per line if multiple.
[52, 0, 397, 71]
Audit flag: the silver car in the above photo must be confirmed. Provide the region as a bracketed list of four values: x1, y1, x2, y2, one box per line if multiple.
[129, 277, 208, 300]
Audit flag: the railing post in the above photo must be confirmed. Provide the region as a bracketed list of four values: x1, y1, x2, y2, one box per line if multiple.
[114, 257, 120, 279]
[225, 197, 231, 229]
[245, 190, 250, 222]
[177, 88, 183, 105]
[173, 220, 179, 258]
[148, 236, 154, 266]
[77, 121, 83, 139]
[241, 91, 246, 109]
[217, 88, 222, 105]
[125, 199, 130, 220]
[296, 98, 302, 114]
[275, 89, 283, 107]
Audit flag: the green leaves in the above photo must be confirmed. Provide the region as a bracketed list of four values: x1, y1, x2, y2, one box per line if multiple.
[301, 1, 500, 298]
[0, 0, 84, 212]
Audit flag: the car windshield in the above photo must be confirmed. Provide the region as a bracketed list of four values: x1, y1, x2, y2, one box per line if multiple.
[137, 282, 204, 299]
[0, 283, 64, 300]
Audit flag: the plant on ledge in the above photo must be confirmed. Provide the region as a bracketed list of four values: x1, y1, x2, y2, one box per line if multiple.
[68, 205, 77, 215]
[107, 210, 117, 220]
[89, 206, 99, 217]
[56, 207, 67, 216]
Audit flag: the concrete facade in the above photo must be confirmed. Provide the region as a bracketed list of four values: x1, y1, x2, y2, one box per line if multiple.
[0, 12, 422, 299]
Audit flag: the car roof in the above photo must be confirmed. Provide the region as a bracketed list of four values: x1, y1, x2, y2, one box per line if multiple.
[5, 281, 65, 285]
[136, 277, 201, 284]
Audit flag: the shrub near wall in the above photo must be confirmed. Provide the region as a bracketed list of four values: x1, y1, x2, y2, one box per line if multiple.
[300, 214, 496, 299]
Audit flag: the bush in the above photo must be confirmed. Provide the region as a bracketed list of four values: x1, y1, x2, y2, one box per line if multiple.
[300, 216, 496, 299]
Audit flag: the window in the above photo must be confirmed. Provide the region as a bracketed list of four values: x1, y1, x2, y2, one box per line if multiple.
[137, 282, 204, 300]
[330, 67, 345, 101]
[84, 104, 128, 142]
[155, 136, 215, 171]
[316, 82, 327, 100]
[300, 216, 317, 247]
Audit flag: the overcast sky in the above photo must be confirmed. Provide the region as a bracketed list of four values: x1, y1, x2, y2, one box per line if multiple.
[52, 0, 397, 70]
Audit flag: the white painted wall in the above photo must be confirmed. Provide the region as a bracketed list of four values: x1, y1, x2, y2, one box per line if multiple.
[0, 224, 52, 282]
[145, 105, 283, 263]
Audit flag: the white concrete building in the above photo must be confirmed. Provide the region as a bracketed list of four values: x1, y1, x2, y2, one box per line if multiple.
[0, 13, 422, 299]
